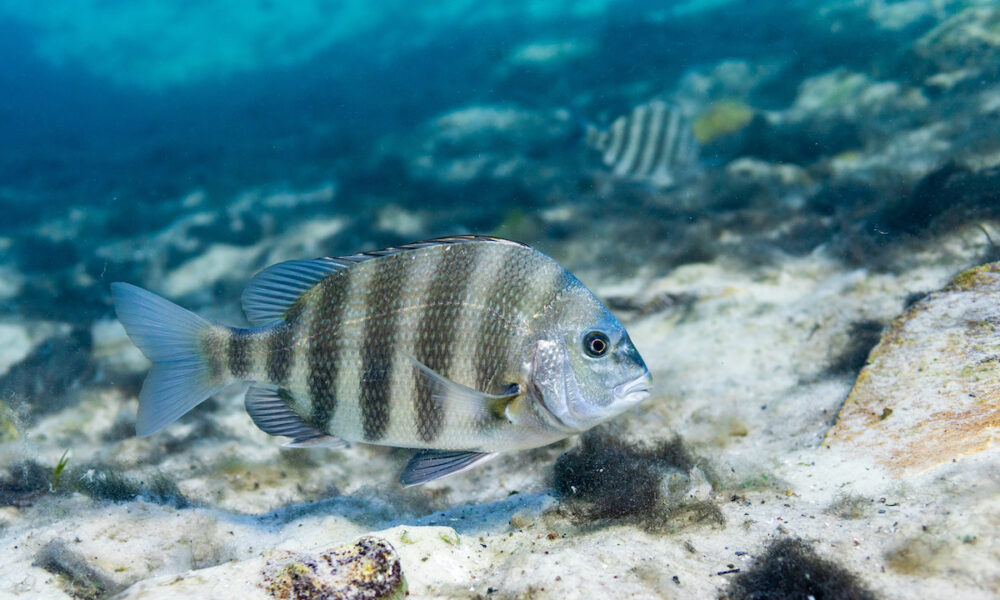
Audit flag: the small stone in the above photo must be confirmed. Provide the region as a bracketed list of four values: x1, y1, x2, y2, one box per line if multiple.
[264, 536, 406, 600]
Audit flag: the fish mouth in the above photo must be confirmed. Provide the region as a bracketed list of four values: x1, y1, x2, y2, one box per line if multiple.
[614, 370, 652, 404]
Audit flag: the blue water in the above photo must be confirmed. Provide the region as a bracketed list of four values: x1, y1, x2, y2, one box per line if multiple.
[2, 0, 1000, 596]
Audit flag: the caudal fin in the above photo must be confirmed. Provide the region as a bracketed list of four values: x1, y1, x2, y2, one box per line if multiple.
[110, 282, 228, 436]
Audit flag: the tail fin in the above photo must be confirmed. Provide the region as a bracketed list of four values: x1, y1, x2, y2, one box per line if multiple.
[110, 282, 228, 436]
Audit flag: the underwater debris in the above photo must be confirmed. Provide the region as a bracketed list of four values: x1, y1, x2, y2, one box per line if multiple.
[725, 538, 877, 600]
[262, 536, 406, 600]
[825, 493, 875, 520]
[34, 540, 120, 600]
[553, 431, 721, 530]
[74, 467, 189, 508]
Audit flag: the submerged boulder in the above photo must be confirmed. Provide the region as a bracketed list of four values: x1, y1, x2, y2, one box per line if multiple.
[825, 262, 1000, 475]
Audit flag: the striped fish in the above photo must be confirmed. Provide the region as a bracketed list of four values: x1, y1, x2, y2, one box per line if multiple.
[585, 100, 699, 188]
[112, 236, 651, 485]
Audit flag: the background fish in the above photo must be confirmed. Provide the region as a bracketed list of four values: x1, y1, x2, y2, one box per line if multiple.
[111, 236, 651, 485]
[585, 100, 699, 187]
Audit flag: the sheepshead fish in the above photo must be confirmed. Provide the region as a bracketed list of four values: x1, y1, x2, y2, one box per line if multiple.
[111, 236, 651, 485]
[585, 100, 699, 188]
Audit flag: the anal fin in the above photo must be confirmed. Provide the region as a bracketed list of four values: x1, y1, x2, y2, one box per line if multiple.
[400, 450, 498, 486]
[245, 383, 346, 448]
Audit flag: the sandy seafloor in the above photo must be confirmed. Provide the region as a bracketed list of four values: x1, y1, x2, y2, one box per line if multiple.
[3, 0, 1000, 598]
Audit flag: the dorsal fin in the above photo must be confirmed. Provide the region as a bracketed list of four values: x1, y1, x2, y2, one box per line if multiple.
[241, 236, 529, 326]
[241, 258, 348, 326]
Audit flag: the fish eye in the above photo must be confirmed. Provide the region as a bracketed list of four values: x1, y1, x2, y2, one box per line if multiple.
[583, 331, 610, 358]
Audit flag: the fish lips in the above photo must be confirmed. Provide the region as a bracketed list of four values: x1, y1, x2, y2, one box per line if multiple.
[613, 370, 652, 406]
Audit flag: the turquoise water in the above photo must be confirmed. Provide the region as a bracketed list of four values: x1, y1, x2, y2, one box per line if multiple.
[2, 1, 1000, 598]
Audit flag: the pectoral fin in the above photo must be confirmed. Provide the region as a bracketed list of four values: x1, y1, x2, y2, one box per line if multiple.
[401, 352, 521, 422]
[400, 450, 499, 486]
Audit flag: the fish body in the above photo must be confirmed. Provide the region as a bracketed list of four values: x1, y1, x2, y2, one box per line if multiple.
[112, 236, 651, 484]
[585, 100, 699, 187]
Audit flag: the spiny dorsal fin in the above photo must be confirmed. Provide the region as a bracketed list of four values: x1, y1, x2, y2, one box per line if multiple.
[241, 258, 347, 326]
[244, 383, 346, 448]
[241, 236, 529, 326]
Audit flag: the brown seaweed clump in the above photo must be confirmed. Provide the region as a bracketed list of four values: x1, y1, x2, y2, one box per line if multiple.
[263, 536, 406, 600]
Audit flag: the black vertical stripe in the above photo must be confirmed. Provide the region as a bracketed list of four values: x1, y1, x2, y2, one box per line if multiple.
[611, 115, 631, 166]
[647, 104, 669, 177]
[664, 110, 682, 167]
[227, 329, 252, 378]
[266, 322, 294, 385]
[472, 248, 522, 394]
[639, 103, 666, 177]
[204, 329, 225, 381]
[307, 274, 347, 430]
[624, 105, 652, 175]
[360, 258, 403, 441]
[412, 245, 479, 443]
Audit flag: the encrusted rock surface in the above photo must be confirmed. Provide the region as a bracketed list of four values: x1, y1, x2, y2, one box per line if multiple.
[826, 262, 1000, 475]
[263, 537, 405, 600]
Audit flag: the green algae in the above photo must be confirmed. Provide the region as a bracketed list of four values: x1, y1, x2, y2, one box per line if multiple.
[945, 262, 1000, 293]
[0, 400, 19, 443]
[438, 529, 461, 546]
[74, 467, 189, 508]
[693, 100, 754, 144]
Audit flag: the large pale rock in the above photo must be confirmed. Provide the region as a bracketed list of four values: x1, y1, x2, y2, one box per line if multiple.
[825, 262, 1000, 475]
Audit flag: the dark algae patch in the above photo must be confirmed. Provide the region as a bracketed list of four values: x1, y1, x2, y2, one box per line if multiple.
[0, 460, 53, 507]
[75, 467, 190, 508]
[0, 458, 189, 508]
[553, 431, 723, 530]
[724, 538, 878, 600]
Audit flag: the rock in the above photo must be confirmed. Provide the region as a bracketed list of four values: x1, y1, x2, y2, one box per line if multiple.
[160, 243, 263, 299]
[503, 38, 594, 69]
[0, 323, 32, 378]
[263, 536, 405, 600]
[787, 69, 923, 123]
[912, 7, 1000, 85]
[825, 262, 1000, 475]
[90, 318, 148, 376]
[406, 105, 571, 184]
